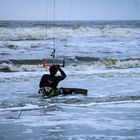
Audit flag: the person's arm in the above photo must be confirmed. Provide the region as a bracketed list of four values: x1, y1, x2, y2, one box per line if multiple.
[39, 74, 45, 88]
[39, 76, 43, 88]
[57, 65, 66, 80]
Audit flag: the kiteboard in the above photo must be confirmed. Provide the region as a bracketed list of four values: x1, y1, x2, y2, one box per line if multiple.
[39, 87, 88, 97]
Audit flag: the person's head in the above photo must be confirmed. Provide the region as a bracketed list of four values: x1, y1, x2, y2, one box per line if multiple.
[49, 65, 58, 76]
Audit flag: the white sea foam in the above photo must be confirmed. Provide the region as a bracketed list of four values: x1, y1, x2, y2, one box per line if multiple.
[64, 100, 140, 107]
[0, 103, 48, 112]
[0, 66, 140, 82]
[0, 26, 140, 41]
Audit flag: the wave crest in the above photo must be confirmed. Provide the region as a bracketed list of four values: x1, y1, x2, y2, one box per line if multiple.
[0, 26, 140, 41]
[0, 57, 140, 72]
[75, 56, 140, 68]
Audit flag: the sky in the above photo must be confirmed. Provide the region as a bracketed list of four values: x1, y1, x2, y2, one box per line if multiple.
[0, 0, 140, 20]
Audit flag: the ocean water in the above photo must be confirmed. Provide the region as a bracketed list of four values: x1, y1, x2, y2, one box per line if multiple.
[0, 20, 140, 140]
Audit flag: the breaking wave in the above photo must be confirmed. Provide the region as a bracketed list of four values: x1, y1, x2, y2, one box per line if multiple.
[0, 57, 140, 73]
[0, 26, 140, 41]
[75, 56, 140, 68]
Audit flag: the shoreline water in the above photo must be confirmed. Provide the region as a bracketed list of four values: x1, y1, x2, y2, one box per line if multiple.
[0, 20, 140, 139]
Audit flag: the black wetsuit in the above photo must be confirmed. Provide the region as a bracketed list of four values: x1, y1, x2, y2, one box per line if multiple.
[39, 67, 66, 89]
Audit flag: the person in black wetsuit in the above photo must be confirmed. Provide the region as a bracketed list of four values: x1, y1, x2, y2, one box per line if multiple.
[39, 65, 66, 96]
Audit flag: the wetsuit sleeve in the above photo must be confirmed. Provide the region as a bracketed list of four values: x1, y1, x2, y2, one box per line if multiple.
[57, 66, 66, 80]
[39, 74, 45, 88]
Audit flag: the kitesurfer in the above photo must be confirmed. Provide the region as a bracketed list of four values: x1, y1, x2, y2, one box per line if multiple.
[39, 65, 66, 96]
